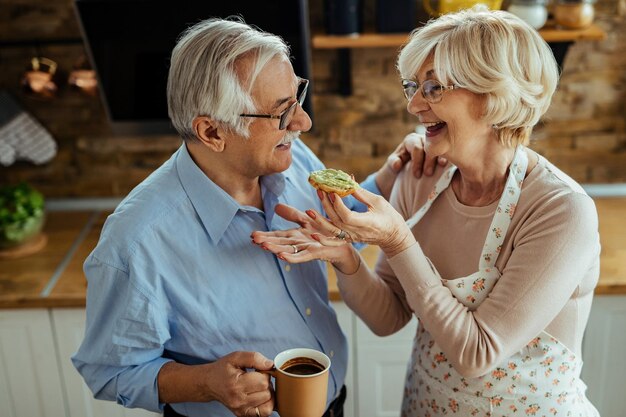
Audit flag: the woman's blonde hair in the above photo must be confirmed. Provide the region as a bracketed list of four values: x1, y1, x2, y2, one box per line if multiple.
[397, 5, 559, 146]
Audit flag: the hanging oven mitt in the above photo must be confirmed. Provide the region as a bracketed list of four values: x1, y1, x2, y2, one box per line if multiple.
[0, 90, 57, 166]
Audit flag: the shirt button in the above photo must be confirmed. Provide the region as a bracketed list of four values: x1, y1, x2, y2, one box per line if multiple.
[330, 350, 334, 358]
[285, 264, 291, 272]
[305, 307, 312, 316]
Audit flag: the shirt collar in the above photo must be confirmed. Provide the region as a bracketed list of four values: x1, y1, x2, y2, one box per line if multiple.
[175, 143, 292, 243]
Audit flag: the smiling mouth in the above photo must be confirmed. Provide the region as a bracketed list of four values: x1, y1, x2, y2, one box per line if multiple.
[276, 131, 300, 148]
[423, 121, 446, 134]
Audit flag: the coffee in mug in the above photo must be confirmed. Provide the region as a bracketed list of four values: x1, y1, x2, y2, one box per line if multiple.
[280, 356, 325, 375]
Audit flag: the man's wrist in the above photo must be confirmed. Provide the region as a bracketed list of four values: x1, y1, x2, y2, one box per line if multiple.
[158, 362, 215, 404]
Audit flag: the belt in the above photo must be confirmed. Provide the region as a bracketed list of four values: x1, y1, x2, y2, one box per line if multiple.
[164, 385, 347, 417]
[323, 385, 347, 417]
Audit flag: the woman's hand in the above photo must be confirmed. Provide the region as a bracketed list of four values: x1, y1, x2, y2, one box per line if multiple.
[313, 187, 416, 258]
[376, 132, 448, 199]
[251, 204, 362, 275]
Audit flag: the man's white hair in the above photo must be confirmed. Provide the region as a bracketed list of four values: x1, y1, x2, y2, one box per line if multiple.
[167, 17, 290, 140]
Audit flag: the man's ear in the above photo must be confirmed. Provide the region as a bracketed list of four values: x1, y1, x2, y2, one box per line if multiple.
[192, 116, 225, 152]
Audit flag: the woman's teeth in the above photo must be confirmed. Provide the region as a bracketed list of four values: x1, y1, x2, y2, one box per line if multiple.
[423, 121, 445, 128]
[423, 121, 446, 132]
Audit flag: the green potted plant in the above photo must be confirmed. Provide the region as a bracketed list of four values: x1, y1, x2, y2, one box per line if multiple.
[0, 183, 45, 249]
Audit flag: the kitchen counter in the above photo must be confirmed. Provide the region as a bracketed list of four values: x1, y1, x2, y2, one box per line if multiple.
[1, 197, 625, 308]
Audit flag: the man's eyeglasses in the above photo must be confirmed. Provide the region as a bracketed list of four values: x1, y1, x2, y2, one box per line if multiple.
[401, 79, 459, 104]
[240, 78, 309, 130]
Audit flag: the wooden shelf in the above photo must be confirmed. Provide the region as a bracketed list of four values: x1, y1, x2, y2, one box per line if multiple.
[538, 22, 606, 43]
[312, 23, 606, 49]
[313, 33, 410, 49]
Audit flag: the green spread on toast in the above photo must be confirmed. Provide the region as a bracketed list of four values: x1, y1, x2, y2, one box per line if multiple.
[309, 169, 359, 191]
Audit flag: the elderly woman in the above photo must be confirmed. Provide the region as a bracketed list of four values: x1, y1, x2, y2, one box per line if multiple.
[252, 6, 600, 416]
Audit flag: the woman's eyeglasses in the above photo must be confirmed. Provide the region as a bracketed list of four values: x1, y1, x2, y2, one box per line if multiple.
[401, 79, 459, 104]
[240, 78, 309, 130]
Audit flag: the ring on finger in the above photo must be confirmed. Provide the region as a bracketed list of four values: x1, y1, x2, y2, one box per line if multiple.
[291, 244, 298, 254]
[255, 407, 261, 417]
[335, 229, 347, 240]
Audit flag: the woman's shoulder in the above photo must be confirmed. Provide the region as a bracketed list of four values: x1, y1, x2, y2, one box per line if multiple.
[521, 151, 597, 225]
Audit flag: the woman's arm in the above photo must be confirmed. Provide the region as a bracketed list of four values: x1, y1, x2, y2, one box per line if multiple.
[389, 192, 600, 378]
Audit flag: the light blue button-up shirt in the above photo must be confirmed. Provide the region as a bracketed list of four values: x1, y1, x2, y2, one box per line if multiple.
[72, 139, 379, 416]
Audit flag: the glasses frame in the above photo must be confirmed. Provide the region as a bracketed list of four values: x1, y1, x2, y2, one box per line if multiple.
[401, 78, 459, 104]
[240, 78, 309, 130]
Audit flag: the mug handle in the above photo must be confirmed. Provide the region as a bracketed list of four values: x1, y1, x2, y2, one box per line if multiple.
[257, 367, 277, 377]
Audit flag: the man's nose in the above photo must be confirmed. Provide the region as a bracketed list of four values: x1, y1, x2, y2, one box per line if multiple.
[287, 103, 312, 133]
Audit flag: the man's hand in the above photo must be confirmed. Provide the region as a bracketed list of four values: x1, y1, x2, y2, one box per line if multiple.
[205, 352, 274, 416]
[158, 351, 275, 416]
[375, 132, 447, 199]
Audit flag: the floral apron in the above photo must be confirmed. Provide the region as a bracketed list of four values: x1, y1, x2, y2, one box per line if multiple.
[401, 146, 598, 417]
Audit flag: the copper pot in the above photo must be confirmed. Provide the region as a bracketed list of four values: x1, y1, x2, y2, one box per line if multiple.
[68, 69, 98, 96]
[21, 57, 58, 99]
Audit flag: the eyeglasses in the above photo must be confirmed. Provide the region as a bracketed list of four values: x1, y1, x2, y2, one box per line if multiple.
[401, 78, 459, 104]
[240, 78, 309, 130]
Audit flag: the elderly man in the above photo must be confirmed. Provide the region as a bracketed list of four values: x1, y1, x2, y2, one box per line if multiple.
[72, 18, 436, 417]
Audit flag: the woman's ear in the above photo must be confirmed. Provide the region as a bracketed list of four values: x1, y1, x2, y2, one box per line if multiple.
[192, 116, 225, 152]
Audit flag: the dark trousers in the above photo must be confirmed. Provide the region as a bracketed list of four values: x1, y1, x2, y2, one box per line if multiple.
[164, 385, 347, 417]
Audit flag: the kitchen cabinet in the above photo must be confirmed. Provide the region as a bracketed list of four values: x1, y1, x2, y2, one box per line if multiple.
[0, 308, 158, 417]
[52, 308, 159, 417]
[581, 295, 626, 417]
[353, 316, 417, 417]
[0, 309, 65, 417]
[332, 301, 356, 417]
[0, 300, 623, 417]
[327, 302, 417, 417]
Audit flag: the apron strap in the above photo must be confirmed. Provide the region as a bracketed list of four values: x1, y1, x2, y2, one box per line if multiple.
[406, 165, 457, 229]
[479, 145, 528, 269]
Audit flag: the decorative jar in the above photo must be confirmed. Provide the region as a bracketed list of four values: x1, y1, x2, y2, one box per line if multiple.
[553, 0, 595, 29]
[507, 0, 548, 29]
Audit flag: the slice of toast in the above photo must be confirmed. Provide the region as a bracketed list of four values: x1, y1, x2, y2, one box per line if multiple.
[308, 169, 359, 197]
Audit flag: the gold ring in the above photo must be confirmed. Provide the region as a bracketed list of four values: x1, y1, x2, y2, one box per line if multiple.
[336, 230, 346, 240]
[255, 407, 261, 417]
[291, 244, 298, 254]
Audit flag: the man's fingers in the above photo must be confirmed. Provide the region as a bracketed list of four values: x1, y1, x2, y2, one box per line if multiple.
[238, 389, 272, 417]
[262, 241, 304, 256]
[274, 203, 310, 227]
[238, 371, 272, 394]
[387, 154, 403, 173]
[251, 230, 293, 241]
[422, 153, 438, 176]
[229, 351, 273, 371]
[410, 144, 426, 179]
[276, 247, 336, 264]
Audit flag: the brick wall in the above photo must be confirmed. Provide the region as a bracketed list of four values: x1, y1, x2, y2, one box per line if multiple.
[306, 0, 626, 183]
[0, 0, 624, 197]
